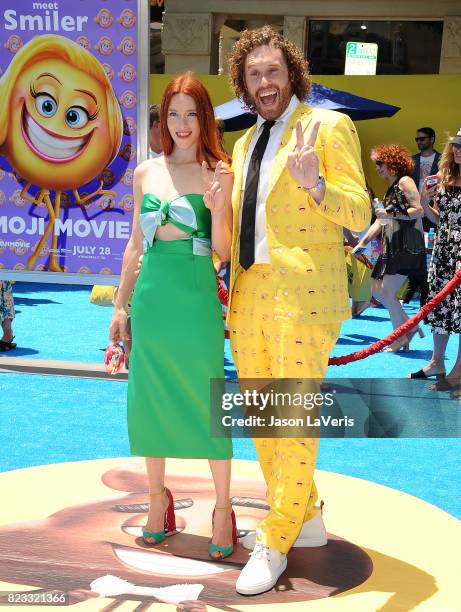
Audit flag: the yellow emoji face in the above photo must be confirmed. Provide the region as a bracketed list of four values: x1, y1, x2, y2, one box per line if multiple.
[3, 58, 115, 191]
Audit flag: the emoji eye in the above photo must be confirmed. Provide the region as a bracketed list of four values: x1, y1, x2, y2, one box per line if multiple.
[65, 107, 89, 129]
[35, 94, 57, 118]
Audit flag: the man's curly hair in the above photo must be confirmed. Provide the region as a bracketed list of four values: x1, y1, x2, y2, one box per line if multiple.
[228, 26, 311, 111]
[371, 144, 415, 177]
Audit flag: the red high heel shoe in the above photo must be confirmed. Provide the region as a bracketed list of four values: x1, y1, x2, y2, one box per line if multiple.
[142, 487, 176, 544]
[209, 504, 238, 560]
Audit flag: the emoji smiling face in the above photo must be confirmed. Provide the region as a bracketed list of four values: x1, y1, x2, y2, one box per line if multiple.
[0, 465, 373, 607]
[5, 35, 23, 54]
[118, 64, 136, 83]
[123, 117, 136, 136]
[76, 36, 91, 50]
[95, 9, 113, 29]
[96, 36, 113, 56]
[120, 194, 134, 210]
[9, 189, 27, 207]
[118, 9, 136, 28]
[102, 63, 114, 80]
[3, 58, 115, 191]
[118, 36, 136, 56]
[119, 90, 136, 109]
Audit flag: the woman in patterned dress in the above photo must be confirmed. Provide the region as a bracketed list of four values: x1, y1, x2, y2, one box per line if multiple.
[0, 281, 16, 351]
[409, 128, 461, 389]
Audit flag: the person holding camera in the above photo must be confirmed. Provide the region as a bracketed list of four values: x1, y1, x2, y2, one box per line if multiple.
[370, 144, 425, 352]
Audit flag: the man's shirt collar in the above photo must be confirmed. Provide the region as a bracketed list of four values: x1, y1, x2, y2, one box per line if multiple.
[255, 94, 300, 132]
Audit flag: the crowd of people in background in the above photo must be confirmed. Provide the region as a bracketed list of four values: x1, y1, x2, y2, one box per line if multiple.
[349, 127, 443, 325]
[341, 125, 461, 393]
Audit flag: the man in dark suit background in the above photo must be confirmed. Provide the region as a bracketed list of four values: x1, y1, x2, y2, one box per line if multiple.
[403, 127, 441, 307]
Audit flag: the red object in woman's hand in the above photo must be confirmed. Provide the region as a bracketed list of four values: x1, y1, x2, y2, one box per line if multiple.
[104, 342, 125, 375]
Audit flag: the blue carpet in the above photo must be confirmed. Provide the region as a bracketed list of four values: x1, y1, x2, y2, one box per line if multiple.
[1, 282, 460, 519]
[9, 283, 111, 362]
[8, 282, 459, 373]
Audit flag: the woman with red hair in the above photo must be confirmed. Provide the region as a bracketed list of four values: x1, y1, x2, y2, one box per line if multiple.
[370, 144, 425, 351]
[109, 73, 236, 559]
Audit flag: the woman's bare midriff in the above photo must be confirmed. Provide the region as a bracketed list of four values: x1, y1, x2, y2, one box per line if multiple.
[155, 223, 189, 241]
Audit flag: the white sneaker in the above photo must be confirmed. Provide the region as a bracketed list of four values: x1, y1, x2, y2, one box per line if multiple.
[236, 543, 287, 595]
[240, 509, 327, 551]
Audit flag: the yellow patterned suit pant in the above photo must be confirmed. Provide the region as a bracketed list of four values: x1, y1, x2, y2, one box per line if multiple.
[229, 265, 341, 554]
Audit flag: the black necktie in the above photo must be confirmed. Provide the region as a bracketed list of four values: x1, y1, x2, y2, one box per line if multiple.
[239, 120, 275, 270]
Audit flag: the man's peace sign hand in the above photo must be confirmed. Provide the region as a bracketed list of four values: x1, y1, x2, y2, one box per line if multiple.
[286, 120, 321, 189]
[202, 160, 226, 213]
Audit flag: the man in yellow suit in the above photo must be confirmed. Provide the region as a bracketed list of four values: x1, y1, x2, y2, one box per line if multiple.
[226, 27, 371, 595]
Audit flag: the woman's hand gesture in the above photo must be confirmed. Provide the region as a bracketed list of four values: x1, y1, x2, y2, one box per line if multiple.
[202, 160, 226, 214]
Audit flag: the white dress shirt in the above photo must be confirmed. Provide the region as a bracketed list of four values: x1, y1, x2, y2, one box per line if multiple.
[240, 95, 300, 263]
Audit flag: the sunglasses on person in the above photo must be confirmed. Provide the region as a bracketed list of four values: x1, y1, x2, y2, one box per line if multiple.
[415, 136, 430, 142]
[374, 160, 384, 167]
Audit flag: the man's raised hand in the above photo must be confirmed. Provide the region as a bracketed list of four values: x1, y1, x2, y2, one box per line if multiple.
[286, 120, 321, 189]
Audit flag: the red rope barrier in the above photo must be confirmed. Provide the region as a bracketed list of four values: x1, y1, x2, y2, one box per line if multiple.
[217, 269, 461, 365]
[328, 268, 461, 365]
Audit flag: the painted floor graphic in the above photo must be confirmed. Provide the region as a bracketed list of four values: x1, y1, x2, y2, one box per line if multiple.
[0, 458, 459, 611]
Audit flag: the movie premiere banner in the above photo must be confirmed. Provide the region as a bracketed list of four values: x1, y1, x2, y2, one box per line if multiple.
[0, 0, 142, 282]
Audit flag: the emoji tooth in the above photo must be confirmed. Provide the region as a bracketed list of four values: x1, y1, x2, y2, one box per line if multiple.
[113, 545, 232, 576]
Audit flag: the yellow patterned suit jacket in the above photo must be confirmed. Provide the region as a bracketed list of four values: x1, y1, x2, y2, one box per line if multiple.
[228, 103, 371, 326]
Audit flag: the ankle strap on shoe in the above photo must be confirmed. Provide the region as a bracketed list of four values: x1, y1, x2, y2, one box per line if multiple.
[215, 503, 232, 511]
[149, 487, 166, 497]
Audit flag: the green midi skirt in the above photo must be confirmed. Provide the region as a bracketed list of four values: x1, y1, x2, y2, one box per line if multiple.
[127, 239, 232, 459]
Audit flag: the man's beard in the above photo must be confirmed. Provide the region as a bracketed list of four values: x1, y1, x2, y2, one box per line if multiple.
[251, 82, 293, 120]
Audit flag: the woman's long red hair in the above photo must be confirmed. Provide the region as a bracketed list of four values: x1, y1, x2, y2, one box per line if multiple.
[160, 72, 231, 167]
